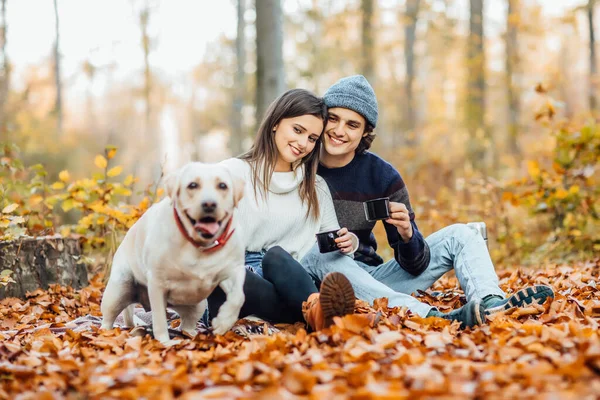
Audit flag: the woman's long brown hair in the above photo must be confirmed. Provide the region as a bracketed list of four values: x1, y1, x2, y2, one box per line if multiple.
[239, 89, 327, 220]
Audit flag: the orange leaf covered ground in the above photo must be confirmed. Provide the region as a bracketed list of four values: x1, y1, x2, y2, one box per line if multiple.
[1, 261, 599, 399]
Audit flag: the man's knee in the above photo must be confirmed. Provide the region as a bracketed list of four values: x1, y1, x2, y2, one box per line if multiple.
[446, 223, 477, 243]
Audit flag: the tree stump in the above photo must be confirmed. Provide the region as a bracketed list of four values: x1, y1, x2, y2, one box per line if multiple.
[0, 236, 89, 299]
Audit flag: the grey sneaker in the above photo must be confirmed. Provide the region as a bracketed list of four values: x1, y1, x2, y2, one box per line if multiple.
[427, 299, 486, 329]
[483, 285, 555, 316]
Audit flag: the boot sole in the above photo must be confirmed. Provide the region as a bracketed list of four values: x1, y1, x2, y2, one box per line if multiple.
[486, 285, 555, 315]
[319, 272, 356, 328]
[473, 300, 484, 327]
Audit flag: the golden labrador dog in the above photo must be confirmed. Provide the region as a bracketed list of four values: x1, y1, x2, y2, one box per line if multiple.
[100, 162, 245, 345]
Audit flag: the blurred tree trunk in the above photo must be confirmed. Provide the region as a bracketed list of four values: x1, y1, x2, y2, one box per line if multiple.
[361, 0, 375, 84]
[126, 1, 158, 187]
[308, 0, 324, 93]
[559, 37, 574, 118]
[53, 0, 63, 136]
[82, 60, 97, 134]
[403, 0, 420, 147]
[505, 0, 521, 157]
[230, 0, 246, 156]
[466, 0, 488, 172]
[588, 0, 597, 112]
[0, 0, 8, 138]
[140, 5, 152, 137]
[255, 0, 284, 125]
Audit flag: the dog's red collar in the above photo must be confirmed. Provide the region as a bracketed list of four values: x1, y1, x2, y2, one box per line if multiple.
[173, 207, 235, 253]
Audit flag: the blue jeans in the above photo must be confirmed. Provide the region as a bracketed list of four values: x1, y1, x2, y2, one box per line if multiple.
[245, 250, 266, 277]
[300, 223, 505, 317]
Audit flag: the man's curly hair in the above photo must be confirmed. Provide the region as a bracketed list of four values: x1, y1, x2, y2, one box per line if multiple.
[356, 122, 376, 154]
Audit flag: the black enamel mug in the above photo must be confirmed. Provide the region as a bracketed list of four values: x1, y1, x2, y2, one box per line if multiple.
[363, 197, 391, 222]
[316, 230, 340, 253]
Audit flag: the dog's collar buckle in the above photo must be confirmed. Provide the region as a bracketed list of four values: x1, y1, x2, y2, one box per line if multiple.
[202, 222, 235, 253]
[173, 207, 235, 252]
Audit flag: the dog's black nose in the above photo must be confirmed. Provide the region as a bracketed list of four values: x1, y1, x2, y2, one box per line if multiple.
[201, 201, 217, 213]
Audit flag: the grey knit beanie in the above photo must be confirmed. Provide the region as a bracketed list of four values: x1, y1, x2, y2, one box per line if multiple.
[323, 75, 378, 128]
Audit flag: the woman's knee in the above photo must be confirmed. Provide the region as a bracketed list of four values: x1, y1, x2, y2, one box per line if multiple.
[262, 246, 297, 276]
[263, 246, 292, 267]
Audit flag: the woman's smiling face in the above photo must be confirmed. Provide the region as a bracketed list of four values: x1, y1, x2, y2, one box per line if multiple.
[273, 115, 324, 171]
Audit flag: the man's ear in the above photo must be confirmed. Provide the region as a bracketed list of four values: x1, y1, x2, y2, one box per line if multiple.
[227, 169, 245, 207]
[162, 168, 180, 200]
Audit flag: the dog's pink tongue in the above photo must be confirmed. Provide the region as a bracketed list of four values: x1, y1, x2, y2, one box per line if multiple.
[195, 221, 220, 236]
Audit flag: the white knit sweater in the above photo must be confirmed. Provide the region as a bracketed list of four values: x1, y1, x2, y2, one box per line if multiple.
[221, 158, 345, 261]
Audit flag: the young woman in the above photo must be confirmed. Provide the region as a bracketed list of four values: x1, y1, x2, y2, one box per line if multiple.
[208, 88, 357, 330]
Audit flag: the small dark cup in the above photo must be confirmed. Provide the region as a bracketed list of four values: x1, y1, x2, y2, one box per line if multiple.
[363, 197, 390, 222]
[316, 230, 340, 253]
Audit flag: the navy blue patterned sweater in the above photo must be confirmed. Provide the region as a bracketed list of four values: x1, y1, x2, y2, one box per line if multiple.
[317, 151, 430, 275]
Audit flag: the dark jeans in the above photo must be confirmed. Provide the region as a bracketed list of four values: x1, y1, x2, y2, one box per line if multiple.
[207, 246, 318, 324]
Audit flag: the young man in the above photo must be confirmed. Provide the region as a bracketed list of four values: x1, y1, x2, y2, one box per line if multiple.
[292, 75, 553, 327]
[258, 76, 554, 327]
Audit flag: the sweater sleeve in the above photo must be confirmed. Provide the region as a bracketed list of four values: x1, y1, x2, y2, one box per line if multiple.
[385, 177, 430, 276]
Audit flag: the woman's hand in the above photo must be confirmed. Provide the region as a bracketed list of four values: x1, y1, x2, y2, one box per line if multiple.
[335, 227, 355, 253]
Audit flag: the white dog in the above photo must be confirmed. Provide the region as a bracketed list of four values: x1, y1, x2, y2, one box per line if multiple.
[100, 162, 246, 344]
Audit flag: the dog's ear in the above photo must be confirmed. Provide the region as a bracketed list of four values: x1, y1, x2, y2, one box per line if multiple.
[162, 168, 181, 200]
[227, 169, 245, 207]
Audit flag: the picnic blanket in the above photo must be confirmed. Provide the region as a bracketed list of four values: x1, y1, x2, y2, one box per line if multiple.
[0, 306, 281, 339]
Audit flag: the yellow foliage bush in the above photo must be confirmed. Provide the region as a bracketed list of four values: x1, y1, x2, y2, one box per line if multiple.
[379, 120, 599, 265]
[504, 121, 600, 259]
[0, 144, 164, 264]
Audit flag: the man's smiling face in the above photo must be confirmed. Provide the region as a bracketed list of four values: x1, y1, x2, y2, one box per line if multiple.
[322, 107, 368, 159]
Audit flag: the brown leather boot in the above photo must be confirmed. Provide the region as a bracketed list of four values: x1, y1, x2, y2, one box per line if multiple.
[302, 272, 355, 331]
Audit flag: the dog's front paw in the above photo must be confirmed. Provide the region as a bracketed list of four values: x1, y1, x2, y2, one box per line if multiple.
[160, 338, 182, 347]
[211, 315, 237, 335]
[181, 327, 198, 338]
[100, 320, 113, 330]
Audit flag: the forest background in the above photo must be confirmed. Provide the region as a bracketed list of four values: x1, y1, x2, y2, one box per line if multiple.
[1, 0, 599, 269]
